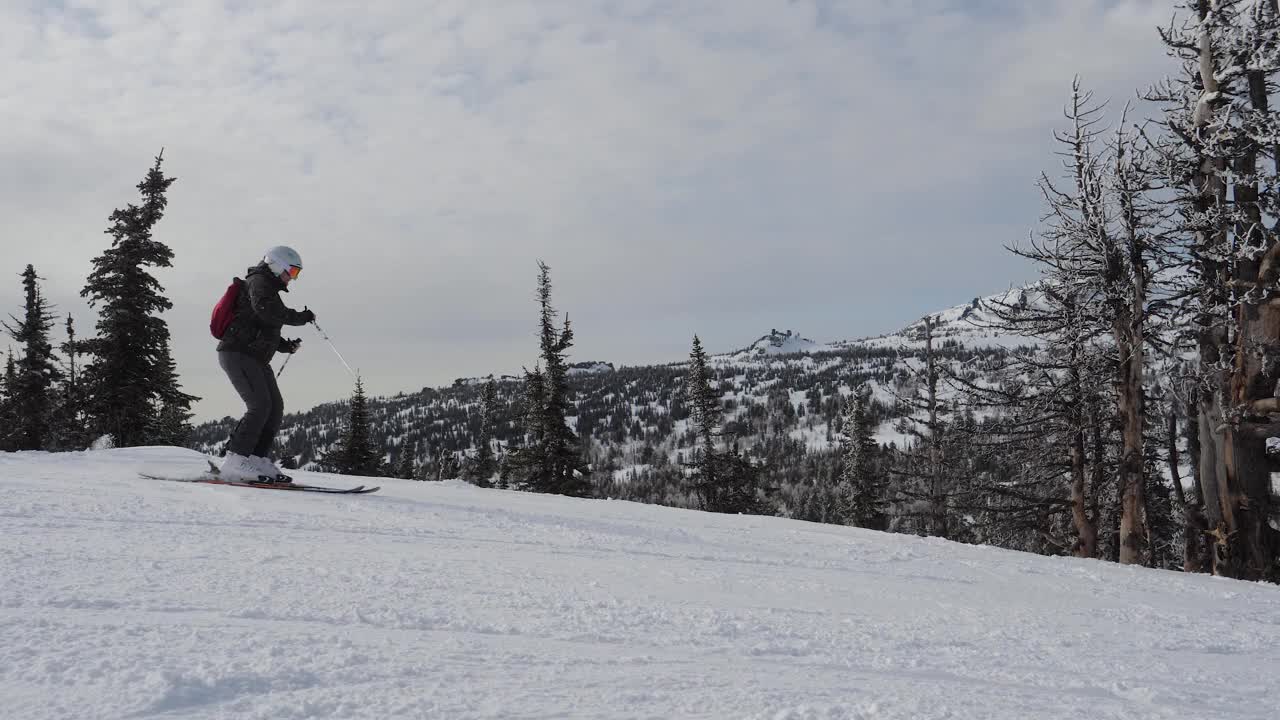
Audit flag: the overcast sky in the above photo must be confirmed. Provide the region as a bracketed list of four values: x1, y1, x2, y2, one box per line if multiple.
[2, 0, 1175, 422]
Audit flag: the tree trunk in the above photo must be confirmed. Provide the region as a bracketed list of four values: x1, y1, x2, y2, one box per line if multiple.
[1068, 332, 1097, 558]
[1183, 392, 1210, 572]
[1088, 408, 1116, 561]
[1168, 404, 1204, 573]
[925, 317, 947, 539]
[1115, 190, 1148, 566]
[1071, 424, 1097, 558]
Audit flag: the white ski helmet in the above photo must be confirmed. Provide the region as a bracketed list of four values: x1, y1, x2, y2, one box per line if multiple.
[263, 245, 303, 280]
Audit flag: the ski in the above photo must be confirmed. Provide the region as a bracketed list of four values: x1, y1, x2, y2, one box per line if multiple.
[139, 473, 380, 494]
[139, 460, 380, 494]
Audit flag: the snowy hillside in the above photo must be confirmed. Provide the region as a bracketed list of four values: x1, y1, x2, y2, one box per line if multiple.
[3, 447, 1278, 719]
[188, 286, 1039, 476]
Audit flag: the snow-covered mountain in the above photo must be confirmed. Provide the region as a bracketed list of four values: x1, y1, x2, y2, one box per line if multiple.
[731, 329, 818, 359]
[2, 446, 1276, 719]
[733, 287, 1044, 359]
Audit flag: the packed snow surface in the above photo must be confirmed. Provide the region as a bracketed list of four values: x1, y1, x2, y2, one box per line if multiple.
[3, 448, 1279, 719]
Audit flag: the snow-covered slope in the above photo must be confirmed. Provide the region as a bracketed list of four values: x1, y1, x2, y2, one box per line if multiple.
[3, 447, 1278, 719]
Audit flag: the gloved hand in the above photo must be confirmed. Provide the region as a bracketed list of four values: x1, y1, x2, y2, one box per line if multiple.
[299, 307, 316, 324]
[280, 338, 302, 354]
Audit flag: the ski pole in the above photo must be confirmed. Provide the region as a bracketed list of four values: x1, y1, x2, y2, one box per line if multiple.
[276, 352, 293, 379]
[312, 320, 357, 378]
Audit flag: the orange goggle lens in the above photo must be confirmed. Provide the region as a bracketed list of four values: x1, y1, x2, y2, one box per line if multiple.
[287, 265, 302, 280]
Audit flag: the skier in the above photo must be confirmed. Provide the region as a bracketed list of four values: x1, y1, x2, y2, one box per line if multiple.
[215, 246, 315, 482]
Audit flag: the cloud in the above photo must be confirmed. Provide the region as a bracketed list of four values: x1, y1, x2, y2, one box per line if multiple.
[1, 0, 1175, 421]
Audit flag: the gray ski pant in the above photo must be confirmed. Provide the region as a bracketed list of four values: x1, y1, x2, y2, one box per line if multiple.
[218, 351, 283, 458]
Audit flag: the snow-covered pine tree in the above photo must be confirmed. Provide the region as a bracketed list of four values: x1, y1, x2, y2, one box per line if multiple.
[838, 385, 886, 530]
[321, 375, 383, 477]
[507, 262, 591, 497]
[3, 265, 62, 450]
[79, 151, 196, 448]
[1147, 0, 1280, 579]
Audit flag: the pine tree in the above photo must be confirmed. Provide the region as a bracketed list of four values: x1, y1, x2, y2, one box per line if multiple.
[3, 265, 62, 450]
[466, 380, 500, 487]
[683, 335, 762, 514]
[713, 444, 764, 515]
[79, 151, 197, 447]
[0, 351, 17, 451]
[512, 367, 546, 485]
[839, 385, 886, 529]
[53, 315, 89, 450]
[321, 375, 384, 476]
[147, 344, 195, 446]
[685, 335, 722, 510]
[394, 443, 417, 480]
[507, 262, 592, 497]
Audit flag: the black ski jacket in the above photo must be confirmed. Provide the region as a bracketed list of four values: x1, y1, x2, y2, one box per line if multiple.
[216, 263, 309, 364]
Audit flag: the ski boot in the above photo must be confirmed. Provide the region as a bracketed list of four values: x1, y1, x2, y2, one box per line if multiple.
[250, 456, 293, 484]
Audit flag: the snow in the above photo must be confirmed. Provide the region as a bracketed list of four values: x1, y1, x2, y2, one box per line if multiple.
[4, 447, 1280, 719]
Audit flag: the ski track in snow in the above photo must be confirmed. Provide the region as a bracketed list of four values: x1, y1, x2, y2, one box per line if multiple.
[2, 448, 1278, 719]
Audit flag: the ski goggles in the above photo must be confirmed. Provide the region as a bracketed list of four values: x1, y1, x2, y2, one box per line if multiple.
[286, 265, 302, 280]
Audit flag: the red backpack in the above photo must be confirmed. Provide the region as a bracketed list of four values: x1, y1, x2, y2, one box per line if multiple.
[210, 278, 245, 339]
